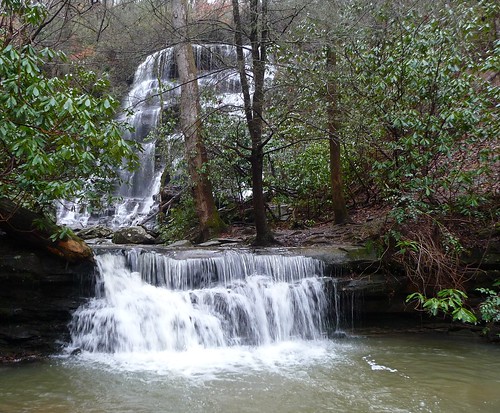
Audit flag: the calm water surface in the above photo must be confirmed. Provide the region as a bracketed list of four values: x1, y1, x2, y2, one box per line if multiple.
[1, 334, 499, 413]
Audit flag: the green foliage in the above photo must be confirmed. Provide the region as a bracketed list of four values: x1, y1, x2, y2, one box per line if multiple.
[477, 281, 500, 324]
[0, 1, 138, 212]
[270, 2, 499, 223]
[271, 142, 330, 199]
[268, 26, 350, 218]
[345, 10, 498, 218]
[49, 225, 74, 242]
[159, 193, 198, 243]
[407, 281, 500, 332]
[336, 3, 500, 299]
[395, 239, 419, 255]
[407, 289, 477, 323]
[204, 110, 252, 205]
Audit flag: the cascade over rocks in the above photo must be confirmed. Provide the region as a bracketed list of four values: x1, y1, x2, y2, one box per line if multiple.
[57, 44, 249, 230]
[2, 233, 499, 362]
[69, 249, 331, 352]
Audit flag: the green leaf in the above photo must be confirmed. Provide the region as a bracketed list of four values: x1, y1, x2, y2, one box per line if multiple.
[452, 308, 477, 324]
[63, 99, 74, 113]
[0, 3, 138, 211]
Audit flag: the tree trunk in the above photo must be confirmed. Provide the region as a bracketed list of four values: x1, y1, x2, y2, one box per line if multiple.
[232, 0, 274, 245]
[172, 0, 224, 241]
[326, 47, 349, 224]
[0, 198, 93, 263]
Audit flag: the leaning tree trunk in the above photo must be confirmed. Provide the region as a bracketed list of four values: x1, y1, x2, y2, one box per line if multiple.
[0, 197, 93, 263]
[326, 47, 349, 224]
[172, 0, 224, 241]
[232, 0, 274, 246]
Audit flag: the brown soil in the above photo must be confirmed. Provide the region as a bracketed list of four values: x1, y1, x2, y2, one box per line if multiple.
[220, 203, 498, 255]
[276, 206, 392, 247]
[220, 205, 390, 247]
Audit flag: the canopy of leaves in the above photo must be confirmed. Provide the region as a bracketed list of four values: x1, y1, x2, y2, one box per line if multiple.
[345, 12, 499, 218]
[0, 0, 138, 212]
[265, 1, 498, 221]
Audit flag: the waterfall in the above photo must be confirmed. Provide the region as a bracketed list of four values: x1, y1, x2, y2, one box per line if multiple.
[69, 250, 334, 353]
[57, 44, 251, 229]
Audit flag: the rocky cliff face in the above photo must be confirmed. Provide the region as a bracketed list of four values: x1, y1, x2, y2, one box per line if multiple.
[0, 235, 94, 361]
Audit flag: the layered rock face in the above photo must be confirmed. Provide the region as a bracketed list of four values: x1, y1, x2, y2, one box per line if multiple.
[2, 236, 498, 362]
[0, 235, 94, 361]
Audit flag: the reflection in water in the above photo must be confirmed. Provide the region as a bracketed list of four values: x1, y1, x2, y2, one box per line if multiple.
[1, 335, 499, 413]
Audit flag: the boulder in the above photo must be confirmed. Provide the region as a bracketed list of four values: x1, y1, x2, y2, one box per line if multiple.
[112, 226, 155, 244]
[77, 225, 114, 240]
[0, 197, 92, 263]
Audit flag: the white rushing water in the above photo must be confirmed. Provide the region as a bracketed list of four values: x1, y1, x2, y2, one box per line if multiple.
[57, 44, 257, 229]
[69, 251, 330, 365]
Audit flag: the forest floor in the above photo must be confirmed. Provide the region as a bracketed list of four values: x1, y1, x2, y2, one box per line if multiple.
[219, 203, 497, 253]
[269, 206, 391, 247]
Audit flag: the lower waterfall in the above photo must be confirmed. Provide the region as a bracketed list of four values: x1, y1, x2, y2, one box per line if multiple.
[12, 249, 492, 413]
[69, 250, 336, 355]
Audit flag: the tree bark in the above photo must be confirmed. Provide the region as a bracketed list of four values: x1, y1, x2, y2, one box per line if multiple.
[0, 198, 93, 263]
[172, 0, 224, 241]
[326, 47, 349, 224]
[232, 0, 274, 246]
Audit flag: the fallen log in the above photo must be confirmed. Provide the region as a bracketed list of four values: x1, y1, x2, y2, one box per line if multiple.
[0, 197, 93, 263]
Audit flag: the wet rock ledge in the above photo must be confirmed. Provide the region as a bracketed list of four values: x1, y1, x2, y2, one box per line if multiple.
[2, 231, 498, 362]
[0, 235, 94, 362]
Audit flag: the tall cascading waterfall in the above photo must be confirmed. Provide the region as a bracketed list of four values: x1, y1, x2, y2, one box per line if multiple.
[57, 44, 247, 229]
[69, 250, 339, 353]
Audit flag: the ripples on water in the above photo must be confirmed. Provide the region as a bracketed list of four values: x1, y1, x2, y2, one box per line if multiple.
[2, 251, 499, 412]
[1, 335, 499, 413]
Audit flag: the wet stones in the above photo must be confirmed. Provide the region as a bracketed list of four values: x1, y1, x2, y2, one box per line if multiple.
[112, 226, 155, 245]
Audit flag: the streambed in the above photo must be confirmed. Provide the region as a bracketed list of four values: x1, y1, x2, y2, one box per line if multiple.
[2, 249, 498, 412]
[1, 335, 499, 413]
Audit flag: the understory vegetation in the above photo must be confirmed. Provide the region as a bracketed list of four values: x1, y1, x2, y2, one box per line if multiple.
[1, 1, 498, 327]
